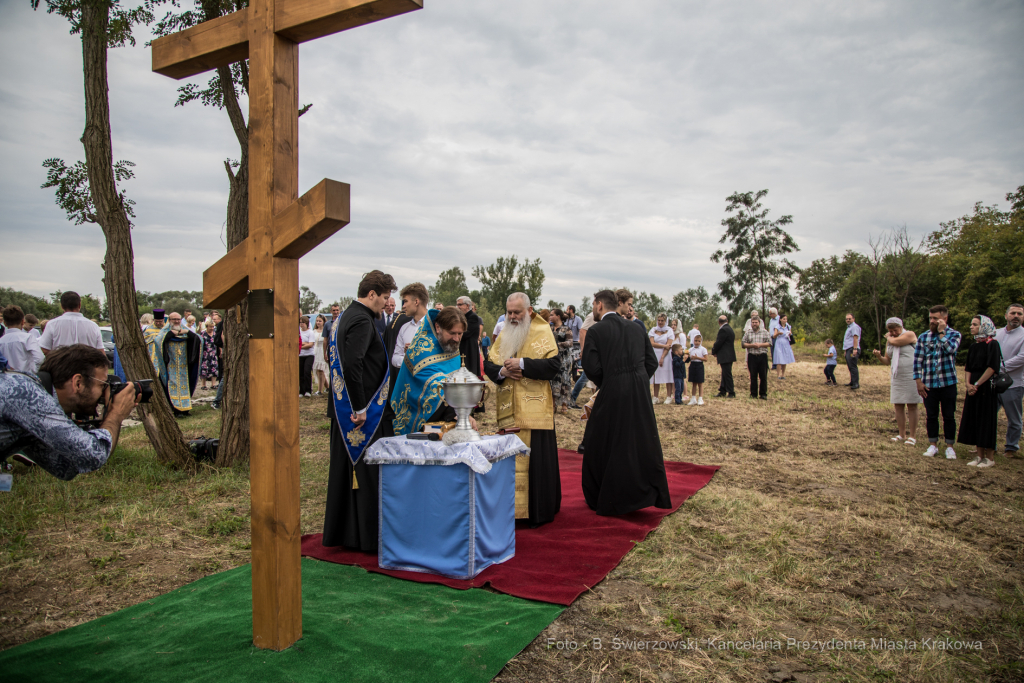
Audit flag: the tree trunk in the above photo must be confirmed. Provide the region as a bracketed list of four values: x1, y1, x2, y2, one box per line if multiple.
[214, 59, 251, 467]
[80, 0, 193, 469]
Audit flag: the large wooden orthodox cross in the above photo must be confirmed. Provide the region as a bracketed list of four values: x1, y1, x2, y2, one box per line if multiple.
[152, 0, 423, 651]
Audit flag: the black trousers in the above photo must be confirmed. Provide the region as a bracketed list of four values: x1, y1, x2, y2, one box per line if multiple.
[299, 354, 314, 395]
[747, 354, 768, 397]
[845, 349, 860, 386]
[923, 383, 957, 444]
[718, 362, 734, 396]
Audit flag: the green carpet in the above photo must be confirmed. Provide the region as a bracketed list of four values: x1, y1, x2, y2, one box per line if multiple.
[1, 558, 564, 683]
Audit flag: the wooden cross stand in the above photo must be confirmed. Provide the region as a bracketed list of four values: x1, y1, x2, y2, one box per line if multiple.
[152, 0, 423, 651]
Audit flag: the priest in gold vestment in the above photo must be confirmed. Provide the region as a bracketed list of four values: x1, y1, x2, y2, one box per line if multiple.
[483, 292, 562, 526]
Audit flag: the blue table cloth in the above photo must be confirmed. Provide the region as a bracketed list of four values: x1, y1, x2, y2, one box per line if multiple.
[365, 434, 527, 579]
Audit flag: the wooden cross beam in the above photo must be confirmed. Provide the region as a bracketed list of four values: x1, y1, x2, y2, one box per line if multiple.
[153, 0, 422, 652]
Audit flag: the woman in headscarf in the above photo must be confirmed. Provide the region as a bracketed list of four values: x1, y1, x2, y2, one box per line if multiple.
[872, 317, 921, 444]
[957, 315, 1002, 468]
[648, 313, 676, 403]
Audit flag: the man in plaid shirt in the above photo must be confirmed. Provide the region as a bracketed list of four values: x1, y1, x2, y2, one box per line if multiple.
[742, 318, 772, 399]
[913, 304, 961, 459]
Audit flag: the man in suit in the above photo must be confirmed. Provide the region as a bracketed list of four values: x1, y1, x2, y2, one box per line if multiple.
[376, 297, 397, 335]
[322, 270, 396, 553]
[581, 289, 671, 516]
[711, 314, 737, 398]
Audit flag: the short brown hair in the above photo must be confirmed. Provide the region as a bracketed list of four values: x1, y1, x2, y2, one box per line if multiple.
[2, 305, 25, 327]
[435, 306, 467, 333]
[614, 288, 633, 305]
[60, 291, 81, 311]
[39, 344, 109, 389]
[929, 305, 948, 316]
[357, 270, 397, 298]
[25, 314, 39, 325]
[593, 290, 616, 310]
[400, 282, 429, 307]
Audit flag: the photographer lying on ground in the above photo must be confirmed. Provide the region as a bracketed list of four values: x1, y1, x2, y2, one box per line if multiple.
[1, 344, 139, 480]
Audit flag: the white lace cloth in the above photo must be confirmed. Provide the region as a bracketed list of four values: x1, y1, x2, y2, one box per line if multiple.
[364, 434, 529, 474]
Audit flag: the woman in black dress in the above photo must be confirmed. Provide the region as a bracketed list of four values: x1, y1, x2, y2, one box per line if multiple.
[958, 315, 1001, 468]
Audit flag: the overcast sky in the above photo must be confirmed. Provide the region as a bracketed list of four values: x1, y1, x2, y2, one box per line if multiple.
[1, 0, 1022, 311]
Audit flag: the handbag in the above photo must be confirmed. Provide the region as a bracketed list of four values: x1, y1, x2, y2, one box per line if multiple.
[990, 345, 1012, 394]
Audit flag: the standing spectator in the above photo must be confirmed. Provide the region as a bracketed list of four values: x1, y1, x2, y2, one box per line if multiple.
[687, 323, 701, 348]
[548, 309, 574, 414]
[766, 308, 780, 369]
[570, 311, 598, 408]
[212, 310, 225, 410]
[823, 338, 838, 385]
[185, 314, 198, 334]
[872, 318, 921, 444]
[958, 316, 1002, 468]
[914, 305, 962, 459]
[648, 314, 675, 403]
[312, 314, 330, 395]
[995, 303, 1024, 458]
[743, 310, 761, 364]
[772, 314, 795, 380]
[492, 313, 506, 339]
[742, 317, 770, 399]
[843, 313, 862, 390]
[38, 292, 104, 355]
[139, 313, 154, 331]
[481, 330, 492, 360]
[23, 315, 41, 339]
[456, 296, 483, 380]
[565, 305, 583, 381]
[711, 314, 736, 398]
[0, 306, 43, 374]
[199, 319, 220, 390]
[670, 343, 688, 405]
[687, 334, 708, 405]
[299, 315, 315, 397]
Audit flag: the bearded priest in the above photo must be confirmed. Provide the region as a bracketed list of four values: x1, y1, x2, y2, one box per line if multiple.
[483, 292, 562, 527]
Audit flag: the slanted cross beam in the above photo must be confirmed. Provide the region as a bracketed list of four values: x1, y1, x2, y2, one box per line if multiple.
[152, 0, 422, 651]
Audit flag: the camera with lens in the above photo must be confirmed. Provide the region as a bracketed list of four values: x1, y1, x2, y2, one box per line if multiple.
[102, 379, 154, 405]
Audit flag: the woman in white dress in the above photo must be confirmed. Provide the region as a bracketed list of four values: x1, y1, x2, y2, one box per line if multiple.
[872, 317, 921, 445]
[649, 313, 676, 404]
[312, 314, 330, 395]
[771, 314, 795, 379]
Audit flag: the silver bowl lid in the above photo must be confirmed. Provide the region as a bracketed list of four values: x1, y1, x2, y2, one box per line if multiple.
[444, 362, 485, 384]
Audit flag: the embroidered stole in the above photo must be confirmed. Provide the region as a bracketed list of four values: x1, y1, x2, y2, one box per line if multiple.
[329, 314, 390, 471]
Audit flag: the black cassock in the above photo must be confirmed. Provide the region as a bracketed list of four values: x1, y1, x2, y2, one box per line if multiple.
[483, 355, 562, 526]
[460, 310, 483, 380]
[581, 313, 671, 515]
[322, 300, 389, 552]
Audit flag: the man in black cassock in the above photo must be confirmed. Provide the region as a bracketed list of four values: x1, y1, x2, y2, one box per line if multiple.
[581, 289, 671, 516]
[483, 293, 562, 527]
[322, 270, 396, 552]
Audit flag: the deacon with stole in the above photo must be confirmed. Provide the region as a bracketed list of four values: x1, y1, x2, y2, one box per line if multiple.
[322, 270, 396, 553]
[483, 293, 562, 526]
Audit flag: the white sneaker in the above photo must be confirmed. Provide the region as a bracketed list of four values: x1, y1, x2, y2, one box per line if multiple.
[977, 458, 995, 468]
[652, 397, 660, 404]
[687, 397, 697, 406]
[922, 445, 938, 457]
[945, 447, 957, 460]
[663, 398, 674, 405]
[697, 397, 704, 405]
[967, 457, 981, 466]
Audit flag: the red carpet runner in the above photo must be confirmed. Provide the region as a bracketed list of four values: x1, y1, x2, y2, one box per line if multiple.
[301, 450, 719, 605]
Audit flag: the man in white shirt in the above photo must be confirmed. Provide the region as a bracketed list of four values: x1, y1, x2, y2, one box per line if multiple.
[0, 305, 43, 374]
[392, 283, 430, 370]
[493, 314, 506, 339]
[996, 303, 1024, 457]
[38, 291, 104, 356]
[23, 315, 41, 339]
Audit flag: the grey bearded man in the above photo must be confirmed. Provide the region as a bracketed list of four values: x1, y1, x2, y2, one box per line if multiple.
[482, 293, 562, 527]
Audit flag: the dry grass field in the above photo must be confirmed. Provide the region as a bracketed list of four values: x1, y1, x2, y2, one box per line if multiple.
[1, 346, 1022, 682]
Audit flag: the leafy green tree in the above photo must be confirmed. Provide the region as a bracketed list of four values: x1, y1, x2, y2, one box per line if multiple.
[710, 190, 800, 316]
[471, 256, 545, 312]
[0, 288, 60, 319]
[32, 0, 192, 468]
[925, 186, 1024, 326]
[429, 267, 470, 307]
[669, 286, 719, 325]
[577, 297, 592, 317]
[299, 286, 322, 315]
[632, 291, 666, 326]
[546, 300, 564, 310]
[330, 296, 355, 311]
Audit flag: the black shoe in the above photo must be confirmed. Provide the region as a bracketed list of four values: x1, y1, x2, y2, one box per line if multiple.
[577, 442, 585, 454]
[850, 385, 860, 390]
[727, 393, 736, 398]
[758, 395, 768, 400]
